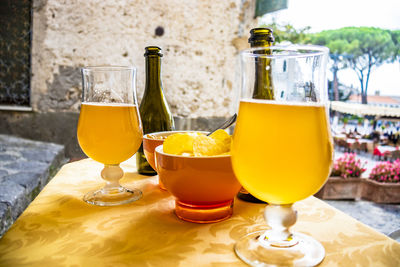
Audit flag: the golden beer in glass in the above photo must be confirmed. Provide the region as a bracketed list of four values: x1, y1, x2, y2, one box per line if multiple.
[78, 66, 143, 206]
[232, 46, 332, 266]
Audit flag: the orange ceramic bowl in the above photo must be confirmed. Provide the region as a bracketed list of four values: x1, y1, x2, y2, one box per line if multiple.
[143, 131, 200, 190]
[155, 145, 242, 223]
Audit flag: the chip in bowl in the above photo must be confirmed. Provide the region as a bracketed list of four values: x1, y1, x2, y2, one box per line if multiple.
[163, 130, 231, 156]
[163, 132, 198, 155]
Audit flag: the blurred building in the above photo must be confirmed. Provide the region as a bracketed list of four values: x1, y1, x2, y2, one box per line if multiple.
[348, 95, 400, 108]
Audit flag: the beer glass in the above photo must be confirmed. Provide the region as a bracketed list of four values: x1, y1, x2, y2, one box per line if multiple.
[77, 66, 143, 206]
[232, 46, 332, 266]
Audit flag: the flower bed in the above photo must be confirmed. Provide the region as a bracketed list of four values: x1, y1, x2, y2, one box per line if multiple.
[314, 177, 363, 200]
[369, 159, 400, 183]
[315, 153, 365, 200]
[362, 160, 400, 203]
[331, 153, 366, 178]
[362, 179, 400, 203]
[316, 155, 400, 203]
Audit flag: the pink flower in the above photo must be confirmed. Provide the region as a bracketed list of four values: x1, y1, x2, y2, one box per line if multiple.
[331, 154, 366, 178]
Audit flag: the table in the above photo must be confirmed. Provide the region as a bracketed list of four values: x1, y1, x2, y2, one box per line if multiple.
[374, 145, 398, 157]
[333, 133, 346, 140]
[0, 158, 399, 266]
[357, 138, 375, 152]
[334, 137, 375, 153]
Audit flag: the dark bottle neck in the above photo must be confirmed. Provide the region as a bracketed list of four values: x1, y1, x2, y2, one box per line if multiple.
[144, 55, 163, 95]
[249, 27, 274, 48]
[250, 40, 273, 48]
[249, 28, 275, 100]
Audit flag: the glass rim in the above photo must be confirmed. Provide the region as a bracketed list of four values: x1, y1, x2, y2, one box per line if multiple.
[81, 65, 136, 72]
[240, 44, 329, 59]
[143, 130, 208, 140]
[239, 98, 328, 105]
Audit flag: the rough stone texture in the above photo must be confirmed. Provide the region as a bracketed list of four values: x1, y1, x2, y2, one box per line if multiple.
[0, 111, 83, 158]
[0, 134, 66, 237]
[31, 0, 258, 117]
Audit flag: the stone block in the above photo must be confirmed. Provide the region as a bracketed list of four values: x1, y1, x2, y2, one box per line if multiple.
[0, 170, 8, 179]
[0, 134, 66, 237]
[0, 179, 28, 220]
[4, 172, 41, 193]
[0, 154, 18, 163]
[0, 203, 12, 238]
[4, 161, 48, 175]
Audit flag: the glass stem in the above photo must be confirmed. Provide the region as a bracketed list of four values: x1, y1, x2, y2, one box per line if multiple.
[260, 204, 298, 248]
[101, 164, 124, 190]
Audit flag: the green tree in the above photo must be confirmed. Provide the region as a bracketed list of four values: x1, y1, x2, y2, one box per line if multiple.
[309, 27, 397, 104]
[389, 29, 400, 63]
[310, 33, 349, 101]
[261, 21, 310, 44]
[263, 22, 349, 101]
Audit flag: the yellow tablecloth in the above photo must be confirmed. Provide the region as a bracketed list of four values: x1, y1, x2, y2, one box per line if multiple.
[0, 158, 399, 266]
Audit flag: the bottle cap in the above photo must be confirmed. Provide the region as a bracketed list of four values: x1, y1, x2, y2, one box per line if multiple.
[248, 28, 274, 44]
[144, 46, 163, 57]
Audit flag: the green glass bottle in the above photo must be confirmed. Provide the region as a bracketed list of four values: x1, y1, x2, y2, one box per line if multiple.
[237, 28, 274, 203]
[250, 27, 275, 99]
[136, 46, 175, 175]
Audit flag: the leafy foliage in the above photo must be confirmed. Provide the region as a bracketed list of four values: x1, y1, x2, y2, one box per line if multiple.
[389, 29, 400, 63]
[308, 27, 398, 104]
[258, 24, 400, 104]
[260, 21, 311, 44]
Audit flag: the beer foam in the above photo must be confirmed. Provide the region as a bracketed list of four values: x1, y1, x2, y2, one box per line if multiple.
[241, 99, 326, 108]
[81, 102, 136, 107]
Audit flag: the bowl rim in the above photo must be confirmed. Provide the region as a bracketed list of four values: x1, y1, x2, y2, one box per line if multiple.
[155, 145, 231, 159]
[143, 130, 208, 140]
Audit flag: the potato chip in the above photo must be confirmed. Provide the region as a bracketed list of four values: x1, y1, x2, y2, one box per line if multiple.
[163, 133, 196, 155]
[209, 129, 231, 153]
[193, 135, 221, 156]
[163, 131, 231, 156]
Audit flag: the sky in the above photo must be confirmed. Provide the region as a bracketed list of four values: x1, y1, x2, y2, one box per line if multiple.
[260, 0, 400, 96]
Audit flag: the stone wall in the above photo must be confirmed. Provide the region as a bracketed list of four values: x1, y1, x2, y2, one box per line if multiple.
[1, 0, 258, 158]
[31, 0, 257, 116]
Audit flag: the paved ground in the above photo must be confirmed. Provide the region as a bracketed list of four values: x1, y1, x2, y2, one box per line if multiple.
[325, 200, 400, 239]
[327, 149, 400, 241]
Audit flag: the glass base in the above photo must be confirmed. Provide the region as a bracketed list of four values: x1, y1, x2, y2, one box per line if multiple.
[175, 200, 233, 223]
[83, 186, 142, 206]
[235, 230, 325, 266]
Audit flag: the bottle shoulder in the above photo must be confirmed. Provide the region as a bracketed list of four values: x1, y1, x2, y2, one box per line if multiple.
[139, 94, 172, 112]
[139, 96, 175, 133]
[141, 116, 175, 133]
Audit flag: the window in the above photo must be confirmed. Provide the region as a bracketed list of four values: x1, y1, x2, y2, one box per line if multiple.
[0, 0, 32, 109]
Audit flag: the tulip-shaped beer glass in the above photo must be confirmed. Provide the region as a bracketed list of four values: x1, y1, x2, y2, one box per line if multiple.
[78, 66, 143, 206]
[232, 46, 332, 266]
